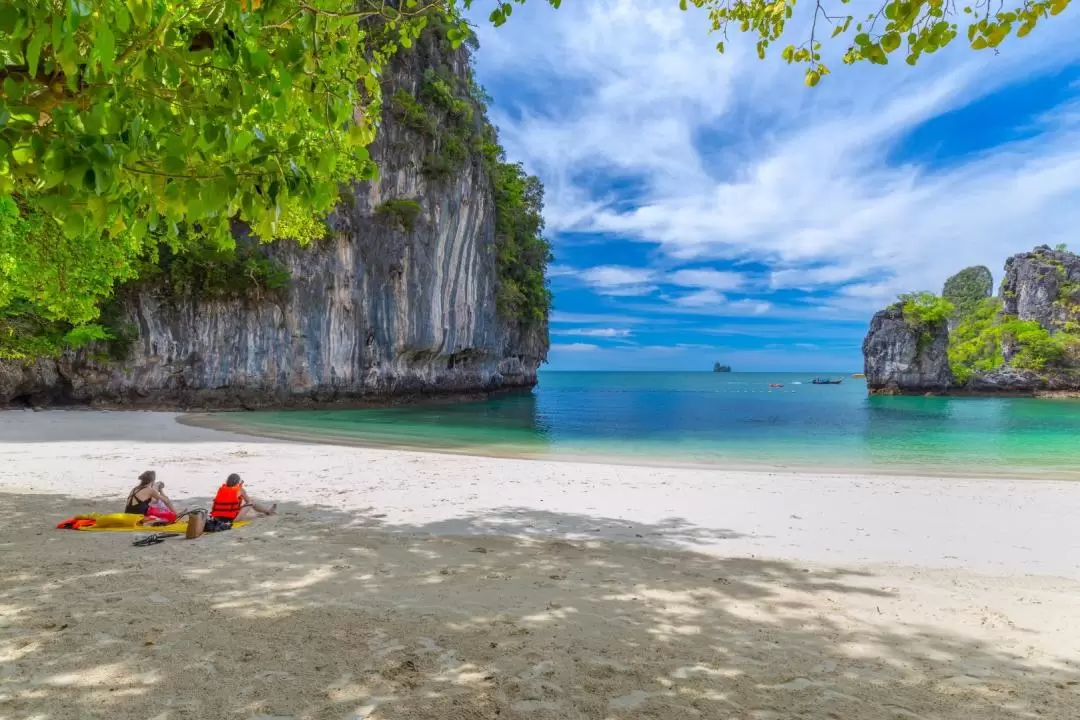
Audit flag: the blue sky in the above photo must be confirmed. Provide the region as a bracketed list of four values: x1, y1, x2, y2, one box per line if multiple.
[466, 1, 1080, 372]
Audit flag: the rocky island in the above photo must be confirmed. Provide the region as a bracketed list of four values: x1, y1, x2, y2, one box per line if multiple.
[863, 245, 1080, 395]
[0, 27, 549, 409]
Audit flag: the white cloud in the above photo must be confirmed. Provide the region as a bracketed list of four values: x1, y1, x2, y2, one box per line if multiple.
[549, 311, 649, 325]
[769, 264, 878, 290]
[578, 265, 657, 296]
[671, 289, 726, 307]
[729, 300, 773, 316]
[472, 0, 1080, 318]
[554, 263, 750, 299]
[554, 327, 633, 338]
[658, 292, 773, 315]
[550, 342, 601, 352]
[669, 268, 746, 290]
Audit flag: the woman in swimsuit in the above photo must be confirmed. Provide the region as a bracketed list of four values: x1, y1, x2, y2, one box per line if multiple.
[125, 470, 176, 521]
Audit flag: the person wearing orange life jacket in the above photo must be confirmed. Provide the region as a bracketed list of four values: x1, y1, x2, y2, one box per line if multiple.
[210, 473, 277, 521]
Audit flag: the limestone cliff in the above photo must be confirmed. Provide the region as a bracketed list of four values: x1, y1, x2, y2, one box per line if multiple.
[862, 245, 1080, 395]
[862, 306, 953, 394]
[1000, 246, 1080, 337]
[0, 35, 548, 408]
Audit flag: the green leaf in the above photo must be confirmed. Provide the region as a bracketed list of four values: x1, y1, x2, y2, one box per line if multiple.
[114, 4, 131, 32]
[61, 211, 85, 238]
[250, 48, 271, 69]
[854, 32, 870, 45]
[26, 25, 46, 73]
[11, 142, 34, 164]
[163, 155, 186, 175]
[233, 130, 256, 152]
[3, 77, 20, 101]
[94, 24, 116, 72]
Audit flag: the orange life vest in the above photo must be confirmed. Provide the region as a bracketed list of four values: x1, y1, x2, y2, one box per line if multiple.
[211, 484, 243, 520]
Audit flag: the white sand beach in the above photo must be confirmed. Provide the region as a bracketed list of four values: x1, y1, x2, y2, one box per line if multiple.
[2, 410, 1079, 719]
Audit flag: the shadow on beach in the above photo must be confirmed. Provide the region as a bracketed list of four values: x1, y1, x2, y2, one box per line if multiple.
[1, 490, 1077, 720]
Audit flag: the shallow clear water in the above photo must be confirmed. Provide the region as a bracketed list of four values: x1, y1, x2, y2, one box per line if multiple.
[216, 372, 1080, 477]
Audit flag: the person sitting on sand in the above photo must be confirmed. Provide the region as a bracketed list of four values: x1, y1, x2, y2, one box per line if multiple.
[146, 480, 178, 524]
[211, 473, 276, 522]
[125, 471, 177, 521]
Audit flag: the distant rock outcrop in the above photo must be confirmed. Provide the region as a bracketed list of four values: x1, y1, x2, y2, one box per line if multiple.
[862, 245, 1080, 396]
[862, 306, 953, 395]
[1000, 246, 1080, 336]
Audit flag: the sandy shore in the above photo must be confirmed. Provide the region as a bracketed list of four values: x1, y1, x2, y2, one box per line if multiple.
[2, 410, 1079, 719]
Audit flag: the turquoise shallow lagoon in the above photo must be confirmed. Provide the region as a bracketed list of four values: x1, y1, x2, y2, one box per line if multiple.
[209, 372, 1080, 478]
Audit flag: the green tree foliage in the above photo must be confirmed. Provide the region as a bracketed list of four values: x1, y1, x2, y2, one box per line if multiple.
[899, 291, 954, 327]
[947, 297, 1080, 383]
[0, 0, 468, 325]
[0, 195, 141, 326]
[947, 296, 1004, 383]
[491, 160, 552, 323]
[143, 239, 291, 301]
[898, 291, 953, 354]
[677, 0, 1072, 87]
[942, 265, 993, 320]
[477, 0, 1072, 87]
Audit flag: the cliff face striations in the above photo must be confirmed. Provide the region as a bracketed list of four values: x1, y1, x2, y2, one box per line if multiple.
[862, 246, 1080, 395]
[0, 35, 548, 408]
[1000, 246, 1080, 337]
[862, 306, 953, 395]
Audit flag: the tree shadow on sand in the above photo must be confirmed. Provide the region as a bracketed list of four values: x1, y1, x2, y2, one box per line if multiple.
[1, 490, 1077, 720]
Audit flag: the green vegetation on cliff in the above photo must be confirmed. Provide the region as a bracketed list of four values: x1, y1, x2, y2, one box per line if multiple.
[942, 266, 994, 320]
[898, 291, 953, 353]
[900, 292, 954, 326]
[374, 199, 424, 233]
[492, 162, 552, 323]
[947, 298, 1005, 383]
[898, 290, 1080, 385]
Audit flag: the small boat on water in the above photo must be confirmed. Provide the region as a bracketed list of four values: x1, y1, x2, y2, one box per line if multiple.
[811, 377, 843, 385]
[851, 373, 866, 379]
[769, 383, 784, 388]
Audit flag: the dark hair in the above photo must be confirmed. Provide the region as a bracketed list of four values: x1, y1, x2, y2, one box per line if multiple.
[226, 473, 242, 487]
[138, 470, 156, 487]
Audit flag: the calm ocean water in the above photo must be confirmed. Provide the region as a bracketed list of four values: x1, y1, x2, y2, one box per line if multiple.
[217, 372, 1080, 477]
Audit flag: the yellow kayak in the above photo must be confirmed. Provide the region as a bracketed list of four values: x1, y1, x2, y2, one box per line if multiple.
[68, 513, 247, 533]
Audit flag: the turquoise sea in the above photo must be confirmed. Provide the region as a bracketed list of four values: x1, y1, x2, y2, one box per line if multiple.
[215, 372, 1080, 478]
